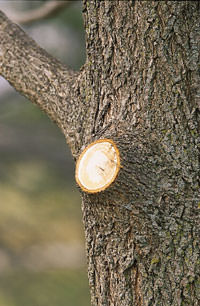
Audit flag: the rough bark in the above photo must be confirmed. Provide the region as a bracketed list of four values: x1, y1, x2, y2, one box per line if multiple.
[0, 1, 200, 305]
[81, 1, 200, 305]
[0, 10, 86, 155]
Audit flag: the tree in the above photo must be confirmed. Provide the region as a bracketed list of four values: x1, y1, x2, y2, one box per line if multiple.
[0, 1, 200, 305]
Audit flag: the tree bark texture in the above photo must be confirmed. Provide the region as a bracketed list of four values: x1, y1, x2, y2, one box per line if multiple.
[0, 1, 200, 305]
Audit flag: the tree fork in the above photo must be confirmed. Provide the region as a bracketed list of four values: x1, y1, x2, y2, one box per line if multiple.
[0, 9, 87, 154]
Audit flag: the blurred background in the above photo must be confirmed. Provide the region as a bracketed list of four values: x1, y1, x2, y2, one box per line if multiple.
[0, 1, 90, 305]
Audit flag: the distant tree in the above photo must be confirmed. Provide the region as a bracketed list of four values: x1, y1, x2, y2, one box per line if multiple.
[0, 1, 200, 305]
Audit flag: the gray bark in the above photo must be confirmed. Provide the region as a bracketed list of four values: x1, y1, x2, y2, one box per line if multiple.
[0, 1, 200, 305]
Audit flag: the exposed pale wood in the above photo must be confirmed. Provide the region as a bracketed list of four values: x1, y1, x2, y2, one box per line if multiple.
[75, 139, 120, 193]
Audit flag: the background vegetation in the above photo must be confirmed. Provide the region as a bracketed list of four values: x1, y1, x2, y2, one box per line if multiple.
[0, 1, 90, 305]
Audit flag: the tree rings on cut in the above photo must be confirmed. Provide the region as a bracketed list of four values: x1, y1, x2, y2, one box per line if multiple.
[75, 139, 121, 193]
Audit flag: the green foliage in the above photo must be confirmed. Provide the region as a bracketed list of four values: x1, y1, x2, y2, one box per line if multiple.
[0, 2, 88, 304]
[0, 269, 90, 306]
[0, 96, 89, 305]
[56, 1, 84, 31]
[0, 160, 83, 250]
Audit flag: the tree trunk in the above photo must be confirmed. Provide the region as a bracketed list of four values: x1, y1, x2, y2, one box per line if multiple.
[0, 1, 200, 305]
[81, 1, 200, 305]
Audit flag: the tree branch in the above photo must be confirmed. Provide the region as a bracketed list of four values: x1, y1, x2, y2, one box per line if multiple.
[9, 1, 72, 25]
[0, 10, 80, 140]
